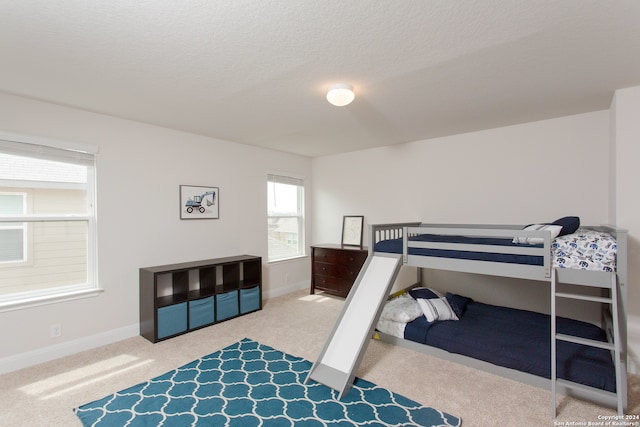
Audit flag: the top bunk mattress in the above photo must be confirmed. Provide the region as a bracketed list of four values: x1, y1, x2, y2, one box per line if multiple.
[373, 228, 617, 272]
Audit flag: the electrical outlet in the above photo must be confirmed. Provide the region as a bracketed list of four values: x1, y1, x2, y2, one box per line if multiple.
[50, 323, 62, 338]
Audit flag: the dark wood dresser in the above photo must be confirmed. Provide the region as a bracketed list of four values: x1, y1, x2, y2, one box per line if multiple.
[310, 244, 368, 298]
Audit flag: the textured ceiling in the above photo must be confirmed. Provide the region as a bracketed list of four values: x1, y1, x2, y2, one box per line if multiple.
[1, 1, 640, 157]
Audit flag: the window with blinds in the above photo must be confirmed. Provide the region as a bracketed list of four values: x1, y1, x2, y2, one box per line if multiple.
[0, 133, 99, 309]
[267, 173, 305, 262]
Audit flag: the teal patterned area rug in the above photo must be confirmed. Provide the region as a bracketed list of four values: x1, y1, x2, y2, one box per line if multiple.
[74, 338, 461, 426]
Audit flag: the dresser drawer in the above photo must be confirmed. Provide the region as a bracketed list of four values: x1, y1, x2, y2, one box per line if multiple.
[313, 274, 341, 292]
[338, 264, 362, 283]
[338, 251, 368, 267]
[313, 247, 339, 264]
[314, 261, 338, 277]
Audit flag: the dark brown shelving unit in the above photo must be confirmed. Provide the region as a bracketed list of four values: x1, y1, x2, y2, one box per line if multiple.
[139, 255, 262, 343]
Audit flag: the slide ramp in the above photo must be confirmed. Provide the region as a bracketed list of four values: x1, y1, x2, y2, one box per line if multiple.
[306, 252, 402, 398]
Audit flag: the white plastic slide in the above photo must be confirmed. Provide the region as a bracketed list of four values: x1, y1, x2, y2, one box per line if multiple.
[306, 252, 402, 398]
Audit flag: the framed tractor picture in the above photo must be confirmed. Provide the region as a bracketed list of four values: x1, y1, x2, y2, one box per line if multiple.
[180, 185, 219, 219]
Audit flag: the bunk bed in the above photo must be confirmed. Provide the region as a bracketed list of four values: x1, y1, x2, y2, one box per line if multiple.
[369, 220, 628, 415]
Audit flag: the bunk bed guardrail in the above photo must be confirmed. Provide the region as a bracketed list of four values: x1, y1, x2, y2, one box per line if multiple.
[371, 222, 556, 280]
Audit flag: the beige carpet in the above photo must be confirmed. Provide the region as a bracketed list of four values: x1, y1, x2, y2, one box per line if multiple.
[0, 289, 638, 426]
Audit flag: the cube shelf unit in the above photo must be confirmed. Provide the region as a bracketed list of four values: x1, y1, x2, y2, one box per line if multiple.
[139, 255, 262, 343]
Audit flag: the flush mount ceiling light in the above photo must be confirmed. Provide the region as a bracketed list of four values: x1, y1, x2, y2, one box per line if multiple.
[326, 84, 355, 107]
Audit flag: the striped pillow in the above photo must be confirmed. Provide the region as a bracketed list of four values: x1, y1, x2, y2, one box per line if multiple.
[416, 297, 459, 322]
[513, 224, 562, 245]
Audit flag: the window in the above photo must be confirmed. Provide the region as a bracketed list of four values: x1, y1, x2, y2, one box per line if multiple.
[267, 174, 305, 262]
[0, 193, 26, 263]
[0, 133, 99, 310]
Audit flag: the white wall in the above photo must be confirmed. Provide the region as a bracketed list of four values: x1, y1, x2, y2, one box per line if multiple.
[1, 87, 637, 373]
[611, 86, 640, 372]
[313, 99, 640, 369]
[312, 111, 612, 318]
[611, 86, 640, 315]
[0, 92, 311, 371]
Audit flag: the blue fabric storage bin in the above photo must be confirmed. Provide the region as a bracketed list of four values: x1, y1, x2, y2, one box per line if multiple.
[240, 286, 261, 314]
[189, 296, 215, 329]
[157, 302, 187, 339]
[216, 290, 239, 321]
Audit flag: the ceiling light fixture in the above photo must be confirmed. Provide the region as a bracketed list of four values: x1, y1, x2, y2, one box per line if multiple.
[326, 84, 355, 107]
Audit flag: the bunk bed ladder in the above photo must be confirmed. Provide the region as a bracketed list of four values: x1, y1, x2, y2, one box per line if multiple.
[551, 268, 624, 417]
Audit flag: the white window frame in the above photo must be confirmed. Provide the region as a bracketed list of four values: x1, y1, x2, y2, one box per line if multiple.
[0, 132, 101, 312]
[267, 173, 305, 263]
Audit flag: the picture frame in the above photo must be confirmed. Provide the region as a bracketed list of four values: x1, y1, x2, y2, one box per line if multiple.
[180, 185, 219, 219]
[341, 215, 364, 248]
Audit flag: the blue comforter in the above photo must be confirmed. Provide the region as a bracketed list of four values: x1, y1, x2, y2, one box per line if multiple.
[374, 234, 544, 265]
[404, 301, 616, 392]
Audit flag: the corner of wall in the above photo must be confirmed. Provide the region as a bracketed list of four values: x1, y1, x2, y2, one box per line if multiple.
[626, 314, 640, 375]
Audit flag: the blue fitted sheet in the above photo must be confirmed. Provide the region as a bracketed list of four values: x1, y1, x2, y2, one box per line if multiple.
[404, 301, 616, 392]
[374, 234, 544, 265]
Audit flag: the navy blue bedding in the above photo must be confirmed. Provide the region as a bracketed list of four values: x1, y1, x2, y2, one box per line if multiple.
[404, 301, 616, 392]
[374, 234, 544, 265]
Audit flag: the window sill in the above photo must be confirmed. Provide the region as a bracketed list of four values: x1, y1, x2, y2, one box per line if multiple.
[268, 254, 308, 265]
[0, 287, 104, 313]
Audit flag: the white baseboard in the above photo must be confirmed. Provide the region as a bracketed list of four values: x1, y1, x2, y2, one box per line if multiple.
[263, 280, 309, 300]
[5, 284, 636, 379]
[0, 323, 139, 375]
[0, 284, 310, 375]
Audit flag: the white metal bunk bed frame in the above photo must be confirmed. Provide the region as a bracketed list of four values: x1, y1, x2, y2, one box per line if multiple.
[369, 222, 628, 415]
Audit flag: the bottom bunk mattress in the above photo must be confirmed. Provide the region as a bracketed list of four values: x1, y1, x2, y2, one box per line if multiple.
[377, 294, 616, 392]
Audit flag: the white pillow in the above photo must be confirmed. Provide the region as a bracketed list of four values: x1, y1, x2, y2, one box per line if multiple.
[376, 318, 407, 339]
[416, 297, 459, 322]
[513, 224, 562, 245]
[380, 294, 423, 323]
